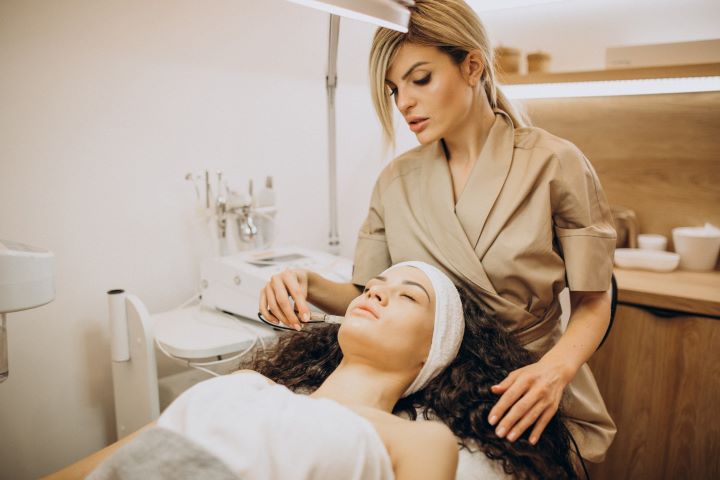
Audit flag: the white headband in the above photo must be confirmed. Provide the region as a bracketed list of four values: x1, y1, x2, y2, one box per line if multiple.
[384, 261, 465, 397]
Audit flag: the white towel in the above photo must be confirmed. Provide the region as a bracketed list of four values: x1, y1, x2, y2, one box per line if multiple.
[157, 372, 394, 480]
[384, 261, 465, 397]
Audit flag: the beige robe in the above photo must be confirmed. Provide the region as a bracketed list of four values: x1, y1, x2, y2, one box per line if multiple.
[352, 110, 617, 462]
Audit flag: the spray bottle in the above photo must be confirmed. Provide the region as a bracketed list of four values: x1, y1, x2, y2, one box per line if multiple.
[256, 176, 276, 247]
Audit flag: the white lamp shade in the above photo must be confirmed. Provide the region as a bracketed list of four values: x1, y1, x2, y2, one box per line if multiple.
[286, 0, 412, 32]
[0, 240, 54, 314]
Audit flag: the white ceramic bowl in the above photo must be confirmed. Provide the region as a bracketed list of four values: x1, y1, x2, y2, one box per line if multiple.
[614, 248, 679, 272]
[637, 234, 668, 251]
[672, 227, 720, 271]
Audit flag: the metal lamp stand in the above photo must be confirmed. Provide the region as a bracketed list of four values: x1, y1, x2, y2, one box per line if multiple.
[325, 15, 341, 254]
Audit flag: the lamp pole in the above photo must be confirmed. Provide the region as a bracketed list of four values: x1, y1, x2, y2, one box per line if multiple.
[284, 1, 412, 254]
[326, 15, 341, 254]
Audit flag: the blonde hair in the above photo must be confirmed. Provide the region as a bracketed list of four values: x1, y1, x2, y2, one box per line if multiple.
[369, 0, 527, 145]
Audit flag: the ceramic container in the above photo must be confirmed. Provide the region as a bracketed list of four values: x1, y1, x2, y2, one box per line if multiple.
[637, 234, 668, 251]
[672, 225, 720, 271]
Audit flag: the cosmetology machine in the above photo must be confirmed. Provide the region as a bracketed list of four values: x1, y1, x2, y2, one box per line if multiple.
[186, 170, 277, 256]
[200, 245, 353, 321]
[0, 239, 55, 383]
[187, 171, 354, 322]
[105, 248, 350, 438]
[104, 246, 352, 438]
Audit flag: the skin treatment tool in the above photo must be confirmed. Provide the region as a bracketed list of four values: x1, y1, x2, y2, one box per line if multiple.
[257, 312, 343, 332]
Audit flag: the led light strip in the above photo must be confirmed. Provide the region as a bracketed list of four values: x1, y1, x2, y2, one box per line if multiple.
[502, 76, 720, 99]
[469, 0, 568, 13]
[286, 0, 412, 32]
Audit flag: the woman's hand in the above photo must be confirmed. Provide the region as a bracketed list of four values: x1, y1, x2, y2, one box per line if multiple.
[488, 359, 575, 445]
[258, 269, 311, 331]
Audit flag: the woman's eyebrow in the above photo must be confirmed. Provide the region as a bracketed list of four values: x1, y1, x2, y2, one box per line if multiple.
[401, 61, 430, 80]
[369, 276, 430, 301]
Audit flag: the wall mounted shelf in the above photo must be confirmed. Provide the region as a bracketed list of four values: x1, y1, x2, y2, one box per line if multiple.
[498, 63, 720, 99]
[499, 62, 720, 85]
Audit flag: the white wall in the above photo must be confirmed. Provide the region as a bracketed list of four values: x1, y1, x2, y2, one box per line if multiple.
[0, 1, 717, 478]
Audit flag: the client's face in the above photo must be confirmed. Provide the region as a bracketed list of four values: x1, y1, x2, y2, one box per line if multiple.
[338, 266, 436, 373]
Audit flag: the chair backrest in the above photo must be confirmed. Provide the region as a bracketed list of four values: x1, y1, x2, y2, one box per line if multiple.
[107, 290, 160, 440]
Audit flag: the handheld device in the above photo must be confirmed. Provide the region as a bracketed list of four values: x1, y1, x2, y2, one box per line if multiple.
[200, 245, 353, 323]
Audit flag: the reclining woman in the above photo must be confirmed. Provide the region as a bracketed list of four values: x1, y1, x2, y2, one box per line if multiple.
[59, 262, 577, 480]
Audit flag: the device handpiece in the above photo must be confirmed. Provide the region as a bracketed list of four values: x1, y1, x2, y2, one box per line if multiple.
[309, 312, 344, 325]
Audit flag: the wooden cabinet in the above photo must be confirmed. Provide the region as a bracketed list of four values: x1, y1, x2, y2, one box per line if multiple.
[587, 270, 720, 480]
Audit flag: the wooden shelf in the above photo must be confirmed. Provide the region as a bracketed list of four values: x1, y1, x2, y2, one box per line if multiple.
[499, 62, 720, 85]
[613, 268, 720, 318]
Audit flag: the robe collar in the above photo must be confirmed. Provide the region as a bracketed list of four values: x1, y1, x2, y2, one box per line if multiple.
[454, 110, 515, 249]
[419, 109, 515, 294]
[418, 110, 558, 344]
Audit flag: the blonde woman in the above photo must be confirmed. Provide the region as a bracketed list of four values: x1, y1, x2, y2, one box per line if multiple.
[260, 0, 616, 466]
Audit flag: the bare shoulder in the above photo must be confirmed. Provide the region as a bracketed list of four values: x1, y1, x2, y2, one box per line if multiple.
[392, 420, 459, 480]
[357, 408, 455, 449]
[350, 407, 458, 480]
[404, 420, 457, 450]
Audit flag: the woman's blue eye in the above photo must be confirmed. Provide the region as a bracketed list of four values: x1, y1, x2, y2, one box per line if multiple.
[414, 73, 431, 86]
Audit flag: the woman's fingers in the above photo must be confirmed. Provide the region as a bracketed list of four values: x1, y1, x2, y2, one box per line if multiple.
[529, 407, 557, 445]
[264, 284, 286, 326]
[258, 270, 311, 331]
[258, 289, 274, 324]
[493, 385, 538, 438]
[491, 370, 518, 394]
[271, 276, 301, 330]
[488, 373, 528, 426]
[282, 271, 310, 322]
[489, 360, 567, 444]
[504, 398, 547, 442]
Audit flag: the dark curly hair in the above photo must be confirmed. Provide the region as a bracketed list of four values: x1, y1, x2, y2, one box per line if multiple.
[245, 291, 578, 479]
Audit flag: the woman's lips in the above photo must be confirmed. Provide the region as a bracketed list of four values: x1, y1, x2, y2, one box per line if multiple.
[409, 118, 430, 133]
[351, 305, 378, 320]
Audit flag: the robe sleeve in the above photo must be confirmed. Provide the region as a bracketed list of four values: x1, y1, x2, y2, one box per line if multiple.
[551, 144, 616, 292]
[352, 179, 392, 286]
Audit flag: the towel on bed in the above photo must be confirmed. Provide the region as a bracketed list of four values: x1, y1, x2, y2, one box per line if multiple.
[87, 427, 239, 480]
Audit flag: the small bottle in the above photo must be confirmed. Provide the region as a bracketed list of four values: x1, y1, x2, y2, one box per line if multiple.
[256, 176, 276, 247]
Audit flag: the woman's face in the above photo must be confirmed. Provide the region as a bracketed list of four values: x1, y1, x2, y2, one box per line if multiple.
[338, 266, 436, 373]
[385, 42, 476, 144]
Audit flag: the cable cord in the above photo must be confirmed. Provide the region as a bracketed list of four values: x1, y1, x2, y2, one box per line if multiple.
[567, 428, 590, 480]
[154, 337, 256, 377]
[154, 308, 267, 377]
[175, 293, 202, 310]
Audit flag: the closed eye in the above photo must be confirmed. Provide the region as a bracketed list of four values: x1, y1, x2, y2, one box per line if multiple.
[401, 293, 417, 302]
[414, 73, 431, 86]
